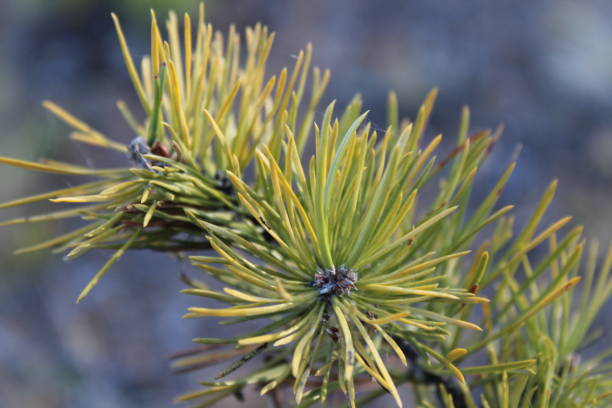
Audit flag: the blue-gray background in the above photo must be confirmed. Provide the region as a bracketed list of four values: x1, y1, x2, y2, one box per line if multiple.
[1, 1, 611, 407]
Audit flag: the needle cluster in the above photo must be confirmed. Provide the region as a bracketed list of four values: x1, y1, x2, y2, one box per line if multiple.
[1, 4, 611, 408]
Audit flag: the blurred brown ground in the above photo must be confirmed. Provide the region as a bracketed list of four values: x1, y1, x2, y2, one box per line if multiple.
[0, 1, 611, 407]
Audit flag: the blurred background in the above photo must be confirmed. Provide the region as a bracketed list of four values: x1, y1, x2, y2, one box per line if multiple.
[1, 0, 611, 407]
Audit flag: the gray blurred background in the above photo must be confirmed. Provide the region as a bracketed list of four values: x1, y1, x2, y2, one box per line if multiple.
[1, 1, 611, 407]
